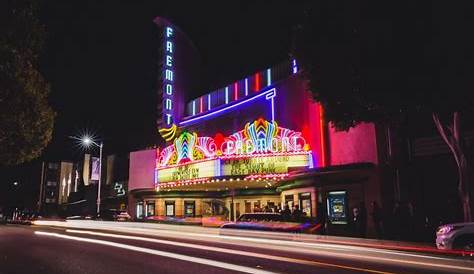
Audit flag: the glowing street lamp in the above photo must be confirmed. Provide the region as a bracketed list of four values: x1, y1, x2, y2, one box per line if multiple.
[79, 136, 103, 217]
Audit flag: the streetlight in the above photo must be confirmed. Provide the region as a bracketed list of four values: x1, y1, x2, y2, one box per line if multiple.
[79, 136, 103, 217]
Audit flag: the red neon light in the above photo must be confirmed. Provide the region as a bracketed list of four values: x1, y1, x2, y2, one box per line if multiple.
[319, 104, 326, 166]
[234, 82, 238, 100]
[200, 96, 203, 113]
[255, 72, 260, 92]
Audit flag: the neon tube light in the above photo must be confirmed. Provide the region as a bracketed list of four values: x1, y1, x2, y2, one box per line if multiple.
[245, 78, 249, 96]
[267, 68, 271, 86]
[200, 97, 203, 113]
[192, 100, 196, 116]
[225, 87, 229, 104]
[179, 88, 276, 126]
[292, 59, 298, 74]
[208, 94, 211, 111]
[319, 104, 326, 167]
[255, 72, 260, 91]
[234, 82, 238, 100]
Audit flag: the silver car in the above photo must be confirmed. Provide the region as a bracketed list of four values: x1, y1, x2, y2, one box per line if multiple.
[436, 222, 474, 250]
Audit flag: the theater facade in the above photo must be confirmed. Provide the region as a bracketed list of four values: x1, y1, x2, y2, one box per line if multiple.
[128, 18, 383, 235]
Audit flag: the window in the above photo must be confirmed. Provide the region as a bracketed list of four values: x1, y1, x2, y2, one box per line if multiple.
[46, 181, 57, 187]
[146, 201, 155, 217]
[48, 163, 59, 170]
[285, 194, 294, 210]
[184, 201, 195, 217]
[299, 192, 312, 217]
[165, 201, 175, 217]
[136, 203, 144, 219]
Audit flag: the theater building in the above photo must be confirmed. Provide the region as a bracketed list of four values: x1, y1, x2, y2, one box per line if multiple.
[128, 18, 384, 235]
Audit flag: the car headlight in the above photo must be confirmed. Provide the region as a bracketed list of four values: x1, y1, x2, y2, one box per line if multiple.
[436, 225, 464, 235]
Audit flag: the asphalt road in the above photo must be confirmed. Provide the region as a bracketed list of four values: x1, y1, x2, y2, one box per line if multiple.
[1, 224, 473, 274]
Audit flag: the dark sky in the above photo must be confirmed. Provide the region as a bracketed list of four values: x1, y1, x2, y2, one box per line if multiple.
[0, 1, 308, 209]
[41, 0, 308, 158]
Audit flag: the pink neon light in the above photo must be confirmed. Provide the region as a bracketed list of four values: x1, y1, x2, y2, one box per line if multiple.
[319, 104, 326, 167]
[234, 82, 238, 100]
[200, 97, 203, 113]
[255, 72, 260, 92]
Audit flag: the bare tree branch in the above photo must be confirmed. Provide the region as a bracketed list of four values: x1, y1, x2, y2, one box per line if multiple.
[432, 112, 460, 167]
[453, 111, 460, 142]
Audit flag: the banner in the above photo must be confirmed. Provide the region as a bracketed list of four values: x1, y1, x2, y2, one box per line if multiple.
[90, 157, 100, 181]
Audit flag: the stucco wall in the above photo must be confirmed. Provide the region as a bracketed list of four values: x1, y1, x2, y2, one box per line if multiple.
[129, 149, 156, 191]
[328, 122, 378, 166]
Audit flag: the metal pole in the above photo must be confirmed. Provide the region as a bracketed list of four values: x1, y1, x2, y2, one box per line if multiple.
[97, 142, 103, 217]
[37, 161, 45, 214]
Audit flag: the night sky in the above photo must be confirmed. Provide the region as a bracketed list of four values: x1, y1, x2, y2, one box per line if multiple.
[0, 1, 308, 209]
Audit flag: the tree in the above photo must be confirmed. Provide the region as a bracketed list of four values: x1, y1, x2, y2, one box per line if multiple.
[0, 0, 55, 165]
[294, 2, 474, 221]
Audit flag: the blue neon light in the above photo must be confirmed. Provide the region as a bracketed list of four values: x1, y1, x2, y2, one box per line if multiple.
[208, 94, 211, 111]
[225, 87, 229, 104]
[245, 78, 249, 96]
[267, 68, 271, 86]
[192, 100, 196, 116]
[179, 88, 276, 126]
[292, 59, 298, 74]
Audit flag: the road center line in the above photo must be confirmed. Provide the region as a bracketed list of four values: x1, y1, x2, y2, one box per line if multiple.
[34, 231, 276, 274]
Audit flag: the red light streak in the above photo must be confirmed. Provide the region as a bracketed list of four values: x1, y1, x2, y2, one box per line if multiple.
[200, 96, 203, 113]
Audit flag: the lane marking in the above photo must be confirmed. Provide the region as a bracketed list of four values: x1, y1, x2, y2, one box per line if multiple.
[34, 231, 276, 274]
[65, 229, 394, 274]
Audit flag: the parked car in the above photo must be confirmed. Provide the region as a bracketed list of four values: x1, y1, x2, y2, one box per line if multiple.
[436, 222, 474, 251]
[220, 213, 321, 233]
[100, 209, 131, 222]
[0, 212, 6, 224]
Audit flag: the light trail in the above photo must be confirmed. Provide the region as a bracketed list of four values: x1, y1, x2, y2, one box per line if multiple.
[61, 229, 474, 273]
[34, 231, 275, 274]
[65, 229, 394, 274]
[32, 220, 474, 273]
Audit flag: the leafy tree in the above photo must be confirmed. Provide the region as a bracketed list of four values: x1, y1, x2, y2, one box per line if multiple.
[294, 2, 474, 221]
[0, 0, 54, 165]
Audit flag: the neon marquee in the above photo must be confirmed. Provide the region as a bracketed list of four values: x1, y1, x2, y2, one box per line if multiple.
[155, 119, 313, 185]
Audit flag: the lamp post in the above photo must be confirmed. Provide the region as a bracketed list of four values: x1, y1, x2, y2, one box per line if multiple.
[82, 137, 103, 217]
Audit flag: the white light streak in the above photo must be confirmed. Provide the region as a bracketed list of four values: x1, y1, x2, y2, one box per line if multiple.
[34, 231, 276, 274]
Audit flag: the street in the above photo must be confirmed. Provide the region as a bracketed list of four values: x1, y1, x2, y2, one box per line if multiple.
[0, 223, 473, 274]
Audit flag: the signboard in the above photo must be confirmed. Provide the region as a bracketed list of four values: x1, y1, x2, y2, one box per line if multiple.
[327, 191, 348, 224]
[221, 154, 310, 176]
[90, 157, 100, 181]
[157, 154, 310, 184]
[157, 159, 217, 183]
